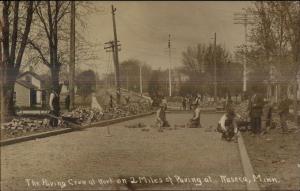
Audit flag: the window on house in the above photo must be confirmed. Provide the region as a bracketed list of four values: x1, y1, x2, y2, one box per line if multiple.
[25, 76, 31, 83]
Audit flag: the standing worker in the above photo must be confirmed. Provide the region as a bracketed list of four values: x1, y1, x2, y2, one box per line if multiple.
[49, 89, 59, 127]
[261, 98, 273, 134]
[278, 94, 292, 133]
[182, 97, 186, 110]
[65, 94, 70, 111]
[249, 91, 264, 134]
[109, 94, 114, 108]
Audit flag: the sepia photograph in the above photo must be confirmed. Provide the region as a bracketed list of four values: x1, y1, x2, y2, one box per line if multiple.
[0, 1, 299, 191]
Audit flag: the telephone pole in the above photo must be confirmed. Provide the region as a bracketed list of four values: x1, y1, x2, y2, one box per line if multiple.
[111, 5, 121, 104]
[69, 0, 75, 110]
[213, 32, 217, 102]
[234, 9, 255, 94]
[0, 19, 3, 123]
[139, 63, 143, 96]
[104, 40, 121, 90]
[168, 34, 172, 97]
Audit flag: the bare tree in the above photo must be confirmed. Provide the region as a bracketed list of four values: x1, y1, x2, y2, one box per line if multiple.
[1, 1, 34, 121]
[248, 1, 300, 123]
[181, 43, 236, 97]
[25, 1, 102, 114]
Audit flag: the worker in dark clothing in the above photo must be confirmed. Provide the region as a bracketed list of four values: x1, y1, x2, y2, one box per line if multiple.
[156, 103, 170, 131]
[278, 95, 292, 133]
[109, 95, 114, 108]
[249, 92, 264, 134]
[65, 94, 70, 111]
[186, 103, 202, 128]
[182, 97, 186, 110]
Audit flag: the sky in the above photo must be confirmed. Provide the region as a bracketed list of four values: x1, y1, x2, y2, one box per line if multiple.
[71, 1, 252, 78]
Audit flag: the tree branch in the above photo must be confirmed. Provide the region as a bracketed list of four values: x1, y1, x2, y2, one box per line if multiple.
[27, 39, 51, 68]
[36, 4, 51, 40]
[57, 2, 70, 23]
[15, 1, 34, 71]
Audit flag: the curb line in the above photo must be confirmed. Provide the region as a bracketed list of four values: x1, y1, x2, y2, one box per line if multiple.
[0, 112, 154, 147]
[237, 133, 260, 191]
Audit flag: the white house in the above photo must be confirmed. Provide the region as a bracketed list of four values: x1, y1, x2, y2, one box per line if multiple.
[14, 71, 45, 107]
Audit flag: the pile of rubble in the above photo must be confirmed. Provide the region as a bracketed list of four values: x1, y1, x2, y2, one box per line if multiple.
[1, 118, 54, 136]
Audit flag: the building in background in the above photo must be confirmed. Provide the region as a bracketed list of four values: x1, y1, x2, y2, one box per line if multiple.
[14, 71, 45, 108]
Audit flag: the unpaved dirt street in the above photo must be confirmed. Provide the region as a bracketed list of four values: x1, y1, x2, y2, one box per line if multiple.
[1, 113, 246, 191]
[243, 128, 300, 191]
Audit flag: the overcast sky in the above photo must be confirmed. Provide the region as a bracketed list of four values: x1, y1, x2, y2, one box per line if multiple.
[79, 1, 253, 78]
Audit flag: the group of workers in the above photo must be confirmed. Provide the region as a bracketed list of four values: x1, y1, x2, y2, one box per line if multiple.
[156, 102, 202, 131]
[247, 91, 292, 134]
[156, 89, 293, 142]
[181, 94, 203, 110]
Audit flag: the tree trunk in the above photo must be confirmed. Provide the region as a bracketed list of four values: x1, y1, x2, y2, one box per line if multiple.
[3, 82, 15, 122]
[51, 67, 60, 114]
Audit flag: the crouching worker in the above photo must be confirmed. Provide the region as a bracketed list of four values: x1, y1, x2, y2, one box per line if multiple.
[186, 103, 202, 128]
[156, 103, 170, 131]
[217, 108, 238, 142]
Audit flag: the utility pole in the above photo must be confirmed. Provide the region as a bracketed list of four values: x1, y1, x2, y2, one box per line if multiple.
[234, 9, 255, 94]
[69, 0, 75, 111]
[139, 63, 143, 96]
[111, 5, 121, 104]
[213, 32, 217, 102]
[104, 41, 121, 90]
[168, 34, 172, 97]
[0, 19, 3, 123]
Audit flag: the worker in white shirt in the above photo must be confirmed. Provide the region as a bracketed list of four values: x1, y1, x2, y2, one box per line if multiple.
[49, 90, 59, 127]
[217, 107, 239, 142]
[91, 93, 103, 113]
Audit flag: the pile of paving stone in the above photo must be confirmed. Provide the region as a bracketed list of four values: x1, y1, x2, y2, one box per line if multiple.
[62, 102, 152, 124]
[234, 101, 248, 120]
[1, 103, 152, 138]
[1, 118, 54, 136]
[62, 107, 104, 124]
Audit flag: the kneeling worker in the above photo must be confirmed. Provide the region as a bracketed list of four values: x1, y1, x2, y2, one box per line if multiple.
[186, 103, 202, 128]
[217, 107, 239, 142]
[156, 103, 170, 130]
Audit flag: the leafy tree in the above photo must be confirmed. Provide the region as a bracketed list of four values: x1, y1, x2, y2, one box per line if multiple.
[180, 43, 240, 98]
[246, 1, 300, 122]
[119, 59, 152, 93]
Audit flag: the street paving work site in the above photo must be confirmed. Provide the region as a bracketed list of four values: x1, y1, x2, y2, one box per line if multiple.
[1, 113, 250, 191]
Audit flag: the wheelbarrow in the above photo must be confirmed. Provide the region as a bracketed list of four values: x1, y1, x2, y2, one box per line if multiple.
[47, 114, 82, 129]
